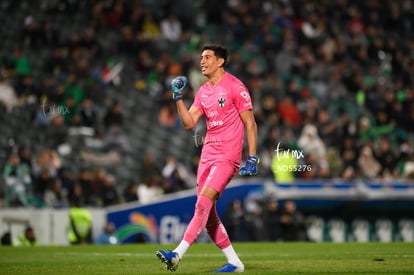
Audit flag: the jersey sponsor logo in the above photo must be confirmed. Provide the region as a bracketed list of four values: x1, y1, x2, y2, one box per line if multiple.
[240, 91, 250, 100]
[209, 120, 223, 127]
[207, 110, 218, 118]
[218, 97, 225, 108]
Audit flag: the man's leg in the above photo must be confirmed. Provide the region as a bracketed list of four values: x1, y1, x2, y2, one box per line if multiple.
[156, 194, 214, 271]
[206, 204, 245, 272]
[176, 194, 213, 254]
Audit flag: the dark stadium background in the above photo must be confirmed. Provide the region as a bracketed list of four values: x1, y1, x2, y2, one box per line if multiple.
[0, 0, 413, 244]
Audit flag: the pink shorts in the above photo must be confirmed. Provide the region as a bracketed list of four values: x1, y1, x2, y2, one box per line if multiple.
[197, 160, 239, 197]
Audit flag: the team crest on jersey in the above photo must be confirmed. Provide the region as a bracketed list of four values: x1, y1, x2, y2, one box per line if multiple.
[218, 97, 225, 108]
[217, 97, 226, 108]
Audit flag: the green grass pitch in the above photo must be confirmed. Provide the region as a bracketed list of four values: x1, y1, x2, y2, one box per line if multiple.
[1, 242, 414, 274]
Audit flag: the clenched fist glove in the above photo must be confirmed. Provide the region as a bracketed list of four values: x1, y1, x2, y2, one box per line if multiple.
[239, 155, 260, 176]
[171, 76, 187, 102]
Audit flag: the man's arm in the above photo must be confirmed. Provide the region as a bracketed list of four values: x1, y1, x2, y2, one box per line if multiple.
[176, 101, 203, 130]
[240, 110, 257, 155]
[170, 76, 203, 130]
[239, 109, 259, 176]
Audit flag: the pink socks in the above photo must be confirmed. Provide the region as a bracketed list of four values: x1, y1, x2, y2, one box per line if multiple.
[206, 206, 231, 249]
[178, 196, 243, 269]
[183, 195, 213, 245]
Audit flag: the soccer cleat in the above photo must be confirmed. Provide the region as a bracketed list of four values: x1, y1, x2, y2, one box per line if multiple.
[156, 249, 180, 272]
[213, 263, 245, 273]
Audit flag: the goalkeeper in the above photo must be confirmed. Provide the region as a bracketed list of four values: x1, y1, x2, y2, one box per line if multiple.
[156, 44, 258, 273]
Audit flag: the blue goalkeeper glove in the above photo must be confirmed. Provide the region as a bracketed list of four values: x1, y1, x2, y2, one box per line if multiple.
[239, 155, 260, 176]
[171, 76, 187, 102]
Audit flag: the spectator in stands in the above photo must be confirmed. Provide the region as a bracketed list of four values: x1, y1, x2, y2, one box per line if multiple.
[21, 15, 41, 49]
[43, 178, 68, 208]
[162, 166, 188, 194]
[39, 20, 60, 48]
[160, 14, 182, 43]
[44, 48, 68, 78]
[161, 156, 194, 192]
[340, 136, 359, 179]
[3, 153, 32, 207]
[57, 167, 76, 194]
[326, 148, 345, 179]
[279, 200, 306, 241]
[103, 101, 123, 129]
[402, 153, 414, 180]
[18, 146, 33, 171]
[244, 193, 266, 242]
[67, 182, 85, 207]
[62, 95, 80, 125]
[137, 176, 163, 204]
[33, 167, 54, 203]
[45, 115, 68, 148]
[39, 76, 58, 103]
[14, 75, 39, 105]
[376, 138, 399, 179]
[357, 145, 382, 180]
[123, 182, 139, 202]
[88, 168, 105, 200]
[140, 153, 162, 185]
[32, 150, 57, 181]
[79, 98, 99, 128]
[81, 27, 102, 58]
[142, 12, 161, 40]
[358, 116, 394, 145]
[0, 74, 19, 112]
[263, 199, 282, 241]
[64, 32, 82, 58]
[297, 124, 329, 178]
[117, 26, 137, 55]
[277, 96, 302, 129]
[257, 95, 279, 128]
[105, 1, 125, 28]
[136, 49, 156, 76]
[77, 169, 93, 205]
[158, 101, 180, 130]
[98, 174, 120, 207]
[63, 74, 84, 107]
[315, 108, 337, 147]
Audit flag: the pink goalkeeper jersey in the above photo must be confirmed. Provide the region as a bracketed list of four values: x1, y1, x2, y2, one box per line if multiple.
[193, 72, 253, 164]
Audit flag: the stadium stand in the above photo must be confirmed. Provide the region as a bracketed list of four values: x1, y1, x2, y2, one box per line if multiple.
[0, 0, 413, 208]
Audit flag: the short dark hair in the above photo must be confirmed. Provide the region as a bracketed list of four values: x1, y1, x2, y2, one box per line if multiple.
[25, 226, 34, 234]
[201, 44, 228, 67]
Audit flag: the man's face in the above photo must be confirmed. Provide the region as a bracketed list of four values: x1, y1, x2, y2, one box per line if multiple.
[26, 230, 35, 241]
[200, 49, 223, 77]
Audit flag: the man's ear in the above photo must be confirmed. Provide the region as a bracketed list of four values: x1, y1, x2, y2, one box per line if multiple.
[218, 57, 225, 68]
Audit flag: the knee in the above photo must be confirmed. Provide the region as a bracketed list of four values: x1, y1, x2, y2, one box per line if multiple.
[194, 195, 213, 216]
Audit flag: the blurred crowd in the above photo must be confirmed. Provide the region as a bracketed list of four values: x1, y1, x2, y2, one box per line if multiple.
[223, 198, 307, 242]
[1, 0, 414, 208]
[3, 145, 194, 207]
